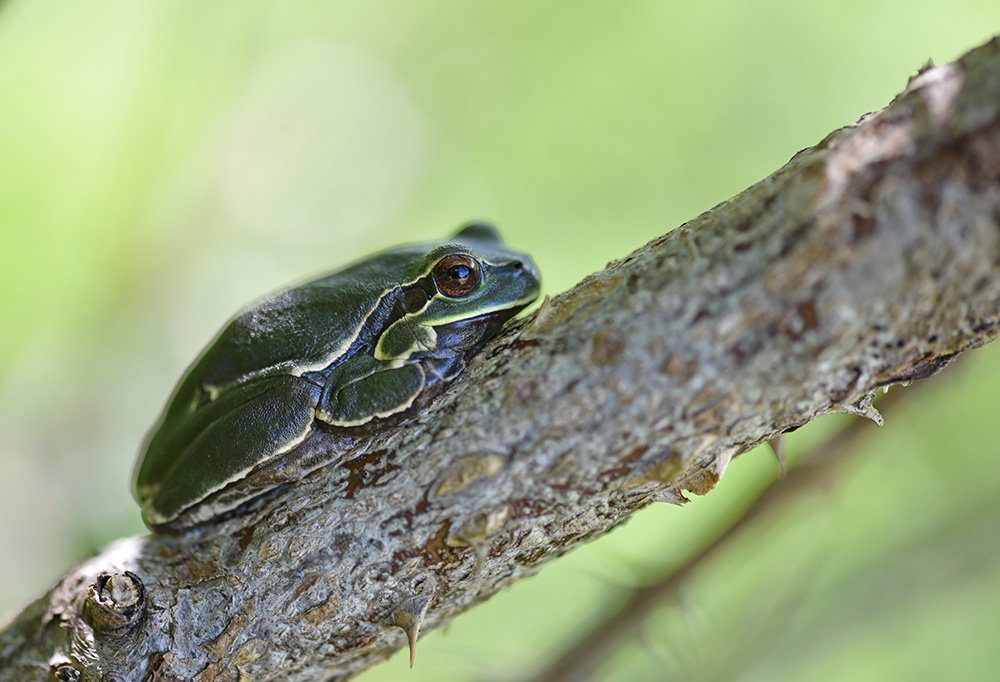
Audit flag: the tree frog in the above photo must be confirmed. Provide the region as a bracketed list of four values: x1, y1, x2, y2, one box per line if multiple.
[132, 223, 540, 531]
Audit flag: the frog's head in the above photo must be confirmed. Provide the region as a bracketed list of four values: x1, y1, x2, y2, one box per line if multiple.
[423, 221, 540, 323]
[374, 222, 541, 362]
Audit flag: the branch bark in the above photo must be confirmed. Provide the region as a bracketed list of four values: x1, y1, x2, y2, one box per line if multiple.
[3, 36, 1000, 682]
[522, 383, 919, 682]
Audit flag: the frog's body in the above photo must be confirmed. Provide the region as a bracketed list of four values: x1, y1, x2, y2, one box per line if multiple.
[132, 223, 540, 531]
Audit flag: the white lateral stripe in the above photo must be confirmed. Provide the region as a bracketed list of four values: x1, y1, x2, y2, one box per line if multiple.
[418, 290, 537, 326]
[149, 421, 315, 524]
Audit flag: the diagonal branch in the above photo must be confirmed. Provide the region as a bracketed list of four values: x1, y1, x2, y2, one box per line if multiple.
[3, 36, 1000, 682]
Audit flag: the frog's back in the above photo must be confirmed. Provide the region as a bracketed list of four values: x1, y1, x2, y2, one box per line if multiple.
[134, 259, 403, 500]
[194, 282, 372, 389]
[186, 250, 427, 392]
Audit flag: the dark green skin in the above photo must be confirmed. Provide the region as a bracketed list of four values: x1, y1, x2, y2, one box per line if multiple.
[132, 223, 540, 530]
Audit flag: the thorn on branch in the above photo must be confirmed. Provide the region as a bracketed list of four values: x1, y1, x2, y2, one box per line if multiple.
[767, 434, 787, 476]
[831, 391, 885, 426]
[652, 488, 690, 506]
[384, 594, 433, 668]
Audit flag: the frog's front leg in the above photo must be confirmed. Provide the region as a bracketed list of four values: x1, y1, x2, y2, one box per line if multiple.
[316, 354, 443, 429]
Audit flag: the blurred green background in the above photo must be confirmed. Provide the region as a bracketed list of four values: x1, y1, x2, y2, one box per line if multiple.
[2, 1, 999, 680]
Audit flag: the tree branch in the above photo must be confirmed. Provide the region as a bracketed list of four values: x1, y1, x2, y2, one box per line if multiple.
[3, 36, 1000, 682]
[521, 382, 918, 682]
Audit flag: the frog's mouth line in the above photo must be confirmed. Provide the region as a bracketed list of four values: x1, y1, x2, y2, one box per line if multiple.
[435, 300, 534, 345]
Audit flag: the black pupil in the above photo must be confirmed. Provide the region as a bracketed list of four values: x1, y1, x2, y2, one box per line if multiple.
[449, 264, 471, 281]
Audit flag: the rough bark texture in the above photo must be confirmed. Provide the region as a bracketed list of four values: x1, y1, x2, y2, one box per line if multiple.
[3, 37, 1000, 682]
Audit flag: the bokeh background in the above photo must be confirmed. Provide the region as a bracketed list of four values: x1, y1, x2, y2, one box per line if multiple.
[2, 2, 1000, 680]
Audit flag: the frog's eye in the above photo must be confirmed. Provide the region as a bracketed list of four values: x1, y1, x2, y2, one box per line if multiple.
[432, 254, 482, 298]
